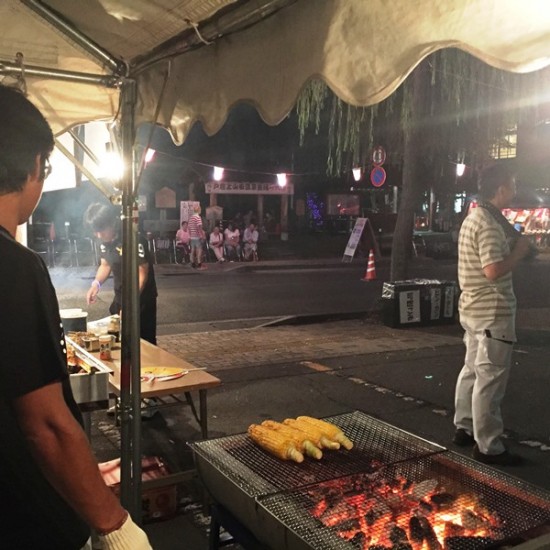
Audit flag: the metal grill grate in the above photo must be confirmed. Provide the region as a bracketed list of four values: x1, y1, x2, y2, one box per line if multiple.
[192, 411, 444, 498]
[258, 452, 550, 550]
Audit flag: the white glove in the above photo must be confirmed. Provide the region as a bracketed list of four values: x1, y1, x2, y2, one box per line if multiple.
[99, 514, 153, 550]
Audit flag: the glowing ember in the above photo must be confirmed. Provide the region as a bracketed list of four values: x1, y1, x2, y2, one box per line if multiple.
[306, 473, 503, 549]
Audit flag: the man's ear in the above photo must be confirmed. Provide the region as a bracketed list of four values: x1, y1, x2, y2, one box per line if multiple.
[31, 154, 43, 182]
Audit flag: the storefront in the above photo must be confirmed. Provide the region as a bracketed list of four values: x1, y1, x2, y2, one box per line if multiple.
[205, 180, 294, 240]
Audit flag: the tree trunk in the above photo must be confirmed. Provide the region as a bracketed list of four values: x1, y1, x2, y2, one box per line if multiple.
[390, 64, 430, 281]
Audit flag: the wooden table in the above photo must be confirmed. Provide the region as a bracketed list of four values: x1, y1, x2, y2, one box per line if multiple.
[94, 339, 221, 439]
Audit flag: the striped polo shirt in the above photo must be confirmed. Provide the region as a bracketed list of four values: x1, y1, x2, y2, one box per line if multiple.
[458, 207, 516, 330]
[187, 214, 203, 239]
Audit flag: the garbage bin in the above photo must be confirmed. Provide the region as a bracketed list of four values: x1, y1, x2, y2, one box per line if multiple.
[382, 279, 457, 328]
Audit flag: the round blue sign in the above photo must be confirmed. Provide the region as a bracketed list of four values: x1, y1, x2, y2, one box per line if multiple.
[370, 166, 386, 187]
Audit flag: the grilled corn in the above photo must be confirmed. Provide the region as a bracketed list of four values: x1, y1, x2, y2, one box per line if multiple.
[297, 416, 354, 450]
[283, 418, 340, 450]
[248, 424, 304, 463]
[261, 420, 323, 460]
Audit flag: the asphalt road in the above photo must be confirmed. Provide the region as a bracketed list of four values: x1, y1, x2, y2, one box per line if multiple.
[54, 258, 460, 328]
[53, 255, 549, 331]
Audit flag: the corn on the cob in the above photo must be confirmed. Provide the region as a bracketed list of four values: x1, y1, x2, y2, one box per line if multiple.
[297, 416, 354, 450]
[283, 418, 340, 450]
[261, 420, 323, 460]
[248, 424, 304, 463]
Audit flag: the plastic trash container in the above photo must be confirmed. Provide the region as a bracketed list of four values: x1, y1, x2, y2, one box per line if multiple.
[382, 279, 457, 328]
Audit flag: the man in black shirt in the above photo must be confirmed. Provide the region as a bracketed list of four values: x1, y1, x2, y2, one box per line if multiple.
[85, 203, 158, 345]
[0, 87, 151, 548]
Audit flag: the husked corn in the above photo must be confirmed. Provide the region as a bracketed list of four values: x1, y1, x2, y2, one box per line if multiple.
[248, 424, 304, 463]
[261, 420, 323, 460]
[296, 416, 354, 450]
[283, 418, 340, 450]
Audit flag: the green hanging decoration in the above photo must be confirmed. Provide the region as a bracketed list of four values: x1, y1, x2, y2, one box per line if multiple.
[295, 49, 550, 178]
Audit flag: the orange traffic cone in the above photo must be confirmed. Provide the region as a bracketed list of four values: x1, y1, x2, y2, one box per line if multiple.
[362, 249, 377, 281]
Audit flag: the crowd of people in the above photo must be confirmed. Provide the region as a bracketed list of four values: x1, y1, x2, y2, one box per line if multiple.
[174, 208, 260, 267]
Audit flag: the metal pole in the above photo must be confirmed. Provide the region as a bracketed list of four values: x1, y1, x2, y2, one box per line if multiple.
[21, 0, 125, 76]
[68, 129, 101, 166]
[54, 138, 111, 198]
[0, 61, 117, 86]
[118, 79, 142, 521]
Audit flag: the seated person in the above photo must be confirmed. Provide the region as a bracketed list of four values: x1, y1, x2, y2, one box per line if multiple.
[209, 226, 225, 262]
[175, 221, 190, 263]
[243, 222, 259, 261]
[224, 221, 241, 261]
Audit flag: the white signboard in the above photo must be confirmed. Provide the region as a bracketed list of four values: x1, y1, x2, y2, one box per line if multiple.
[430, 288, 441, 320]
[342, 218, 367, 262]
[180, 201, 200, 223]
[443, 285, 455, 318]
[205, 181, 294, 195]
[399, 290, 421, 324]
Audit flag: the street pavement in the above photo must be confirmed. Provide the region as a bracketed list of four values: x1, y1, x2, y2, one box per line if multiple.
[49, 253, 550, 550]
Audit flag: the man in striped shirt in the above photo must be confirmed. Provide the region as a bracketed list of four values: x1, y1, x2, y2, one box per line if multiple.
[188, 204, 206, 269]
[453, 164, 531, 466]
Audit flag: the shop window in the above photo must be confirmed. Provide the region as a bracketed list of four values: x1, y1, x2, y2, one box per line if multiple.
[490, 127, 517, 159]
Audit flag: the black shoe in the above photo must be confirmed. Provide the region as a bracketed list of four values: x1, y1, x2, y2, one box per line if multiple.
[191, 262, 196, 268]
[472, 444, 523, 466]
[453, 428, 475, 447]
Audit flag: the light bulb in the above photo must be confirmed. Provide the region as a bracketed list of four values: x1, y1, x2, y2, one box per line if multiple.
[213, 166, 224, 181]
[352, 167, 362, 182]
[277, 173, 287, 187]
[456, 163, 466, 177]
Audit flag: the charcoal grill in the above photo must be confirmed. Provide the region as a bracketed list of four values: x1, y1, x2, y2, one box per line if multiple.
[191, 411, 550, 549]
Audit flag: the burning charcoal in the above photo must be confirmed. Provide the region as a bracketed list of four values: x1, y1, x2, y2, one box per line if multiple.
[350, 532, 366, 548]
[418, 499, 433, 514]
[409, 516, 425, 543]
[365, 509, 376, 526]
[461, 508, 488, 531]
[443, 522, 465, 539]
[418, 517, 442, 550]
[334, 518, 360, 532]
[411, 479, 438, 500]
[430, 492, 456, 508]
[321, 501, 355, 527]
[445, 537, 496, 550]
[368, 546, 390, 550]
[392, 545, 413, 550]
[372, 499, 391, 516]
[389, 525, 409, 544]
[403, 479, 413, 491]
[409, 516, 442, 549]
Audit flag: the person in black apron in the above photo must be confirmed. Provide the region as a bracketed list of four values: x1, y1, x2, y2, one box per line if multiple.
[85, 203, 158, 345]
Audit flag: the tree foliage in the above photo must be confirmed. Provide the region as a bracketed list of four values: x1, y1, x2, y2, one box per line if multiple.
[296, 48, 550, 178]
[296, 49, 550, 280]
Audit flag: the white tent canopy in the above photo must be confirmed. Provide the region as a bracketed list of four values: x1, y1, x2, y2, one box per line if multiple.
[3, 0, 550, 139]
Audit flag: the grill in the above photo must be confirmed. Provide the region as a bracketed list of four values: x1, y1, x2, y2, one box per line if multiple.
[191, 411, 550, 549]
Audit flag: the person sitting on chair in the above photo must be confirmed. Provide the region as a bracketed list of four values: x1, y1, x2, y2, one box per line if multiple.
[209, 226, 225, 262]
[224, 221, 241, 261]
[243, 222, 259, 261]
[175, 220, 190, 264]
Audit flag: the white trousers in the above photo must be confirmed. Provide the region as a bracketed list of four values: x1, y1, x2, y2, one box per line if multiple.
[454, 321, 514, 455]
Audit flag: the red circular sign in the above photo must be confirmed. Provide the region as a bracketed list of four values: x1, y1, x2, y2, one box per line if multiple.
[372, 146, 386, 166]
[370, 166, 387, 187]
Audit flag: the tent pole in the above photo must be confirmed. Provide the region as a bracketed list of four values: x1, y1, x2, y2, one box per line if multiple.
[0, 61, 117, 86]
[53, 138, 111, 198]
[118, 78, 143, 522]
[20, 0, 125, 76]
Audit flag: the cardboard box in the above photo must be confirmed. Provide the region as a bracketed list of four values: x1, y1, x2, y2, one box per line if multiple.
[99, 456, 177, 522]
